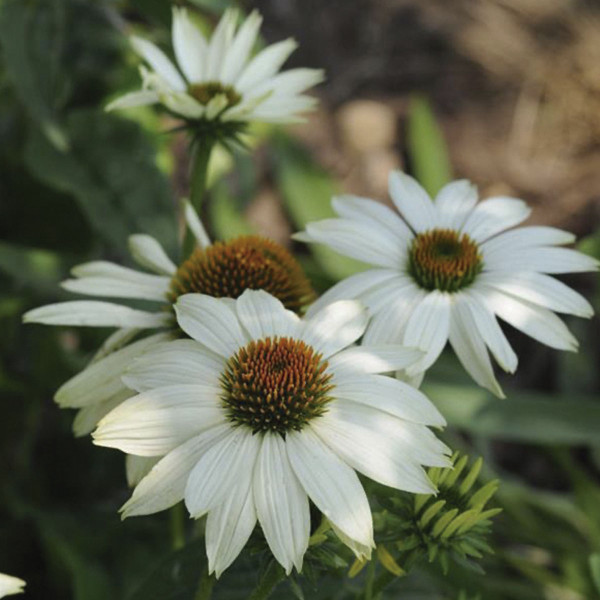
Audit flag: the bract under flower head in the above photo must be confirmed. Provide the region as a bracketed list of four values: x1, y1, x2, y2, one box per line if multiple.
[296, 172, 599, 397]
[93, 289, 449, 577]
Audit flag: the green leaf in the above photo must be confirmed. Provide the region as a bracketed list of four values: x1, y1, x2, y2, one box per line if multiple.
[589, 554, 600, 593]
[406, 95, 452, 197]
[424, 382, 600, 445]
[24, 109, 177, 256]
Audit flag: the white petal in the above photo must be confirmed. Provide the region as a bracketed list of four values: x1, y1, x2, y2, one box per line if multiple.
[245, 68, 324, 101]
[235, 289, 300, 340]
[0, 573, 25, 597]
[328, 345, 423, 374]
[253, 434, 310, 574]
[93, 385, 225, 456]
[287, 429, 374, 550]
[403, 291, 451, 374]
[331, 195, 413, 245]
[482, 288, 578, 351]
[128, 234, 177, 276]
[331, 524, 372, 560]
[362, 284, 426, 345]
[303, 218, 404, 268]
[90, 327, 141, 363]
[461, 196, 531, 242]
[313, 404, 440, 493]
[220, 10, 262, 83]
[160, 90, 205, 119]
[72, 392, 129, 437]
[55, 333, 171, 408]
[124, 339, 225, 392]
[206, 487, 257, 578]
[205, 8, 237, 80]
[23, 301, 172, 328]
[185, 428, 261, 518]
[448, 300, 504, 398]
[331, 373, 445, 427]
[480, 226, 576, 256]
[483, 246, 599, 274]
[301, 300, 368, 358]
[172, 8, 207, 82]
[106, 90, 159, 111]
[205, 93, 230, 120]
[305, 269, 399, 318]
[174, 294, 248, 357]
[236, 38, 298, 93]
[121, 424, 231, 517]
[130, 35, 185, 91]
[184, 200, 212, 249]
[388, 171, 436, 233]
[461, 290, 518, 372]
[125, 455, 160, 488]
[61, 275, 170, 302]
[434, 179, 478, 229]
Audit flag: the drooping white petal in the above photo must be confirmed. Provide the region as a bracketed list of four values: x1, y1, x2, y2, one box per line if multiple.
[303, 218, 405, 268]
[362, 283, 426, 345]
[23, 301, 172, 328]
[331, 195, 413, 245]
[304, 269, 399, 318]
[461, 196, 531, 242]
[287, 429, 374, 550]
[460, 290, 518, 373]
[105, 90, 159, 112]
[235, 289, 300, 340]
[483, 246, 599, 275]
[220, 10, 262, 83]
[124, 340, 225, 392]
[121, 424, 231, 517]
[205, 8, 237, 80]
[90, 327, 141, 363]
[128, 234, 177, 276]
[434, 179, 478, 230]
[483, 288, 578, 351]
[331, 373, 446, 427]
[0, 573, 25, 597]
[125, 455, 160, 488]
[205, 93, 230, 120]
[160, 90, 206, 119]
[360, 275, 417, 314]
[253, 434, 310, 574]
[172, 7, 208, 82]
[388, 171, 436, 233]
[328, 345, 423, 374]
[61, 274, 170, 302]
[130, 35, 185, 91]
[72, 391, 130, 437]
[185, 427, 261, 518]
[94, 385, 226, 456]
[476, 272, 593, 318]
[236, 38, 298, 93]
[183, 200, 212, 249]
[313, 404, 439, 493]
[480, 226, 576, 256]
[403, 291, 451, 374]
[331, 524, 372, 560]
[55, 333, 170, 408]
[174, 294, 248, 357]
[301, 300, 368, 358]
[448, 300, 504, 398]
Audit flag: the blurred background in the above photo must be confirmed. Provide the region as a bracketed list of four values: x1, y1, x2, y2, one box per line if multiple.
[1, 0, 600, 598]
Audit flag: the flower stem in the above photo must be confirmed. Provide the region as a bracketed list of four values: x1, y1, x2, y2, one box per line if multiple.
[194, 569, 215, 600]
[364, 558, 376, 600]
[182, 136, 214, 258]
[169, 503, 185, 551]
[248, 562, 286, 600]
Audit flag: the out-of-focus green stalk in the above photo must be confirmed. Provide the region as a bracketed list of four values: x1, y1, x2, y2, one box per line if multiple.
[169, 503, 185, 551]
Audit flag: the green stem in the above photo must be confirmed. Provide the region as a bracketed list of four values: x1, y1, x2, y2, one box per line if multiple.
[194, 569, 216, 600]
[248, 562, 286, 600]
[169, 503, 185, 551]
[182, 136, 215, 258]
[371, 570, 395, 597]
[364, 558, 376, 600]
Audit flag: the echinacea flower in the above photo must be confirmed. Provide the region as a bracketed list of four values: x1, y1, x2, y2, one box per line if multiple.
[24, 209, 314, 484]
[296, 172, 598, 396]
[93, 290, 450, 576]
[107, 8, 323, 134]
[0, 574, 25, 598]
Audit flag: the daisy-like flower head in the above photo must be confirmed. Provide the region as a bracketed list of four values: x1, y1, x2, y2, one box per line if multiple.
[296, 171, 599, 397]
[93, 289, 450, 577]
[0, 573, 25, 598]
[23, 209, 314, 485]
[107, 7, 324, 137]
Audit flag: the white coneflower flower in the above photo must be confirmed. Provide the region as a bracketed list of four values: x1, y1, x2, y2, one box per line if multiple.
[24, 209, 314, 484]
[0, 574, 25, 598]
[93, 290, 449, 577]
[295, 172, 599, 397]
[107, 8, 323, 131]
